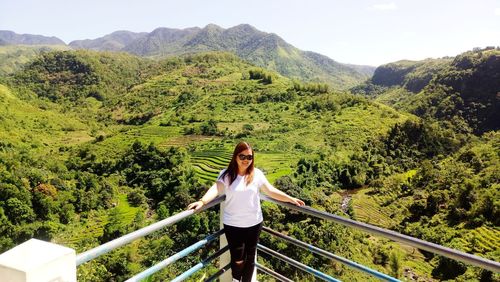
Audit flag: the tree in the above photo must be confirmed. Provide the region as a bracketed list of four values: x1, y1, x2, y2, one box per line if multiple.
[127, 190, 147, 207]
[130, 211, 146, 231]
[157, 204, 170, 220]
[389, 251, 402, 278]
[200, 119, 218, 135]
[242, 124, 254, 131]
[59, 203, 75, 224]
[5, 198, 34, 224]
[100, 209, 126, 243]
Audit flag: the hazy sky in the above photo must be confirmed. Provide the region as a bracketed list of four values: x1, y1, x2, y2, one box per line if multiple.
[1, 0, 499, 66]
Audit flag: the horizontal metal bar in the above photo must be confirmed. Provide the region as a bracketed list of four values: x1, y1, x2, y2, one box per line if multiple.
[205, 263, 231, 282]
[125, 229, 224, 282]
[171, 245, 230, 282]
[261, 194, 500, 273]
[76, 195, 225, 265]
[262, 226, 399, 281]
[256, 262, 294, 282]
[258, 244, 341, 282]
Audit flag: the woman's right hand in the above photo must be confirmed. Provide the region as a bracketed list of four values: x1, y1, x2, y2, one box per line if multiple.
[290, 197, 305, 207]
[187, 200, 204, 211]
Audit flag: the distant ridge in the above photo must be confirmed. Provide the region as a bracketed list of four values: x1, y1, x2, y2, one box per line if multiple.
[0, 30, 65, 45]
[1, 26, 375, 89]
[69, 30, 149, 51]
[352, 47, 500, 134]
[69, 24, 375, 89]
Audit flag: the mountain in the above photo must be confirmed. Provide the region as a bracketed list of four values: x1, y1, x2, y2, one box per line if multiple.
[1, 49, 498, 281]
[0, 30, 65, 45]
[11, 49, 153, 102]
[345, 63, 377, 77]
[70, 24, 374, 89]
[69, 30, 148, 51]
[0, 45, 71, 75]
[120, 27, 201, 55]
[352, 47, 500, 134]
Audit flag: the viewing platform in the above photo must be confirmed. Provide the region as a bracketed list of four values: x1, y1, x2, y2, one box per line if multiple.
[1, 195, 499, 281]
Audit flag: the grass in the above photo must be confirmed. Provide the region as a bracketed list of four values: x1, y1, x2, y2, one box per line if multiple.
[351, 189, 397, 228]
[53, 193, 142, 251]
[349, 190, 437, 280]
[0, 84, 92, 152]
[461, 226, 500, 254]
[4, 50, 491, 281]
[0, 45, 70, 75]
[189, 149, 298, 185]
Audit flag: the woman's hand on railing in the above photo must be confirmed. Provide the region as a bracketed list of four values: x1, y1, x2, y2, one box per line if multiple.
[187, 200, 205, 211]
[289, 197, 305, 206]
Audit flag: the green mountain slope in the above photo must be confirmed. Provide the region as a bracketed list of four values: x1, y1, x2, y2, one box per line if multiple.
[0, 83, 91, 151]
[1, 49, 497, 281]
[353, 47, 500, 134]
[11, 50, 156, 103]
[69, 30, 148, 51]
[0, 45, 70, 75]
[0, 30, 66, 45]
[70, 24, 374, 89]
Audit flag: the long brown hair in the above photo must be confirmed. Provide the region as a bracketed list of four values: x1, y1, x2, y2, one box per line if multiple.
[220, 141, 254, 186]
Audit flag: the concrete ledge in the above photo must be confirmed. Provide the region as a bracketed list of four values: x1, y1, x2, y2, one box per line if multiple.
[0, 239, 76, 282]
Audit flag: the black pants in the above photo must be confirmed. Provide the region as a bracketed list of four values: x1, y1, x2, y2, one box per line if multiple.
[224, 222, 263, 282]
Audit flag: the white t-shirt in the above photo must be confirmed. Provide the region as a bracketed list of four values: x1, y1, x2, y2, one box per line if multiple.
[217, 168, 270, 227]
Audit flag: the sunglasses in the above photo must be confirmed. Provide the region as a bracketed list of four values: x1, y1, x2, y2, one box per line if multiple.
[238, 154, 254, 161]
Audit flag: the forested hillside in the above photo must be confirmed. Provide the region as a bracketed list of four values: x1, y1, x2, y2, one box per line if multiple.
[352, 47, 500, 135]
[0, 30, 65, 45]
[0, 45, 70, 75]
[68, 24, 374, 89]
[2, 26, 375, 90]
[0, 49, 498, 281]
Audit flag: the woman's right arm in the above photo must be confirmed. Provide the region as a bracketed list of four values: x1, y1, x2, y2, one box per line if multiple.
[187, 181, 224, 210]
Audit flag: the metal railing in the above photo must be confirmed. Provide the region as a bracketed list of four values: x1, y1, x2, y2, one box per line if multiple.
[262, 226, 400, 281]
[261, 194, 500, 274]
[76, 195, 226, 266]
[125, 230, 225, 282]
[258, 243, 341, 281]
[255, 263, 294, 282]
[171, 245, 230, 282]
[71, 193, 499, 282]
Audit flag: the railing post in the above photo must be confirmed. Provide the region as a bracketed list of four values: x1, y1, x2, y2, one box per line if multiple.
[0, 238, 76, 282]
[220, 201, 232, 282]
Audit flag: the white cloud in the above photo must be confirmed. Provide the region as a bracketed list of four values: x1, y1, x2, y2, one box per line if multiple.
[495, 8, 500, 16]
[372, 2, 397, 11]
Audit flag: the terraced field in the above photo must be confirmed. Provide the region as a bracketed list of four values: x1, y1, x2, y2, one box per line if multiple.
[255, 152, 296, 183]
[161, 135, 221, 147]
[190, 150, 297, 184]
[0, 84, 91, 150]
[191, 150, 231, 182]
[54, 194, 142, 251]
[459, 226, 500, 254]
[351, 189, 397, 228]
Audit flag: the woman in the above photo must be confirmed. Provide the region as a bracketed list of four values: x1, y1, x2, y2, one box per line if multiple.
[188, 141, 305, 282]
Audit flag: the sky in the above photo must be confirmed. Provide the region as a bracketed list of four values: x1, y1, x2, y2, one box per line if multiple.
[1, 0, 499, 66]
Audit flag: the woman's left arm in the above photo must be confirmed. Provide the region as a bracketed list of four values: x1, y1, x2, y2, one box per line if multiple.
[261, 182, 305, 206]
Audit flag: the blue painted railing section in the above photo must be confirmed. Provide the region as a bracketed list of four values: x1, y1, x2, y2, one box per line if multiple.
[76, 196, 226, 265]
[171, 245, 230, 282]
[74, 193, 500, 281]
[262, 226, 400, 282]
[258, 244, 342, 282]
[261, 194, 500, 274]
[125, 230, 225, 282]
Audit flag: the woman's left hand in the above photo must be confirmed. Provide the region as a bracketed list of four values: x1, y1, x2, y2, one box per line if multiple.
[290, 197, 305, 206]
